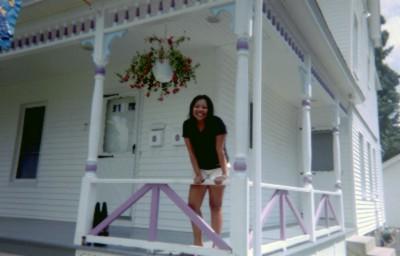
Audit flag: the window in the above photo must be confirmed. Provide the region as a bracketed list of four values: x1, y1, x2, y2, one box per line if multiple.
[352, 15, 359, 76]
[14, 104, 46, 179]
[312, 130, 333, 171]
[359, 133, 366, 199]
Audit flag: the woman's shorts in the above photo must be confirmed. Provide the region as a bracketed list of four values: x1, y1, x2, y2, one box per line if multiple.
[200, 168, 223, 184]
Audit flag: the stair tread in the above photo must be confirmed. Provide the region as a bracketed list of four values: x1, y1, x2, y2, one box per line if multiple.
[347, 235, 375, 243]
[367, 246, 396, 256]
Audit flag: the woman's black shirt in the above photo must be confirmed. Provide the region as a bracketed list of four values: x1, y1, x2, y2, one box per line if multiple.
[182, 116, 227, 170]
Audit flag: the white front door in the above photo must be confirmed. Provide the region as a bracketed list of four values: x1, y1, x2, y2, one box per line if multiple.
[97, 94, 140, 217]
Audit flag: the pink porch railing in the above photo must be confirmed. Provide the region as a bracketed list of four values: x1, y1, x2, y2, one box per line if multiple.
[314, 191, 340, 228]
[248, 189, 308, 247]
[77, 178, 344, 256]
[88, 182, 231, 251]
[247, 183, 343, 255]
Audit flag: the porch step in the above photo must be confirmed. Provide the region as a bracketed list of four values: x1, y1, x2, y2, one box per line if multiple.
[367, 247, 396, 256]
[346, 235, 396, 256]
[347, 235, 376, 255]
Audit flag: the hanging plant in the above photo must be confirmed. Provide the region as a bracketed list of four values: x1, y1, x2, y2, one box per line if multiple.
[117, 35, 200, 101]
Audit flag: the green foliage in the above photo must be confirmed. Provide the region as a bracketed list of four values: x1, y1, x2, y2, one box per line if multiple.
[117, 36, 200, 101]
[376, 17, 400, 161]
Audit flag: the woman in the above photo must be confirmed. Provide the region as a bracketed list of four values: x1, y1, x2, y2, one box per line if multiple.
[182, 95, 228, 246]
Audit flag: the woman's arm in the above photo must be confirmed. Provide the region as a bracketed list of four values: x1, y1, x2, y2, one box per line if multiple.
[184, 138, 203, 184]
[216, 134, 228, 176]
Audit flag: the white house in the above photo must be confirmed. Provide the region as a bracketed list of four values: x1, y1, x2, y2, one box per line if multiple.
[0, 0, 389, 255]
[383, 154, 400, 228]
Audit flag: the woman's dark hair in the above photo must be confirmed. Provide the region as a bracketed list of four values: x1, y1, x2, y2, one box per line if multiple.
[188, 95, 214, 120]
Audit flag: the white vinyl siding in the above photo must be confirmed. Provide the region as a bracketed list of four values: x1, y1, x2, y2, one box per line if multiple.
[351, 112, 384, 235]
[0, 73, 92, 221]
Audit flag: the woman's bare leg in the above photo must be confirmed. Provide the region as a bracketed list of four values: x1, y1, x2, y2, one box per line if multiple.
[188, 185, 207, 246]
[209, 185, 225, 235]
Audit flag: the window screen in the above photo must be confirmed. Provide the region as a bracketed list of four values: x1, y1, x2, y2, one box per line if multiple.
[312, 130, 333, 171]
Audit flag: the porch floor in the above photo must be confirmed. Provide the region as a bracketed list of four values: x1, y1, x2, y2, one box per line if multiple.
[0, 217, 342, 256]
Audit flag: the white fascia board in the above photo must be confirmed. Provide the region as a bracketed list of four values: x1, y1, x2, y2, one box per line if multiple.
[375, 70, 382, 91]
[305, 0, 365, 104]
[367, 0, 382, 47]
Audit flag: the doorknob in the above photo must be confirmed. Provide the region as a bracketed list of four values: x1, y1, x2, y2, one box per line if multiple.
[132, 144, 136, 154]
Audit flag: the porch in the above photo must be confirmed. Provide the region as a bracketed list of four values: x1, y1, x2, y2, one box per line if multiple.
[0, 0, 354, 256]
[0, 214, 344, 256]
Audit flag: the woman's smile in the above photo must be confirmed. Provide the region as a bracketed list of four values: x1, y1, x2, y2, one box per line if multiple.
[193, 99, 208, 121]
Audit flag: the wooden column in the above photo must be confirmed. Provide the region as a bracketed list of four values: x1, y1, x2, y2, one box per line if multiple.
[301, 55, 316, 242]
[74, 10, 125, 245]
[333, 103, 345, 230]
[230, 0, 251, 254]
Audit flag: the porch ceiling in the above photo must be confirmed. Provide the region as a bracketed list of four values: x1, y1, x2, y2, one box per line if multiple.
[1, 4, 333, 111]
[262, 17, 334, 109]
[0, 9, 235, 87]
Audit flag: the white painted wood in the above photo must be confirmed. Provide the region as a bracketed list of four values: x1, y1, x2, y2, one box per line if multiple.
[229, 175, 249, 256]
[316, 0, 352, 69]
[260, 234, 310, 254]
[74, 175, 97, 245]
[301, 56, 316, 242]
[252, 0, 263, 254]
[85, 235, 232, 256]
[351, 111, 384, 235]
[313, 190, 341, 196]
[260, 183, 310, 193]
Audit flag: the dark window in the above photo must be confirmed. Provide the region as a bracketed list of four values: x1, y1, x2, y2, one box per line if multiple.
[16, 106, 46, 179]
[312, 130, 333, 171]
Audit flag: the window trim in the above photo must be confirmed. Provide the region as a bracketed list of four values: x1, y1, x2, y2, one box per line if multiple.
[11, 102, 47, 184]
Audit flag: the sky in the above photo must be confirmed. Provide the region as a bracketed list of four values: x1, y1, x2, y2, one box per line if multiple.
[381, 0, 400, 74]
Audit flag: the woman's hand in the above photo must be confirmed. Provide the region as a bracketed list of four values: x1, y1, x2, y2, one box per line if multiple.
[214, 174, 227, 185]
[193, 174, 205, 184]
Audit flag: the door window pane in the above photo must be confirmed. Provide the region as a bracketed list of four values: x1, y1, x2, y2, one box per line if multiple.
[103, 97, 136, 153]
[16, 106, 46, 179]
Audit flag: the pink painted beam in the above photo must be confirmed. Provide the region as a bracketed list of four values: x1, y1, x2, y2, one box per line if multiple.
[279, 191, 286, 240]
[284, 193, 308, 234]
[160, 184, 231, 251]
[314, 195, 327, 226]
[90, 184, 152, 235]
[249, 189, 280, 248]
[324, 196, 329, 227]
[326, 197, 339, 225]
[148, 185, 161, 241]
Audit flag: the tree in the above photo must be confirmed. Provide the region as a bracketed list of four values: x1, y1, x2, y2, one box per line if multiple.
[376, 17, 400, 161]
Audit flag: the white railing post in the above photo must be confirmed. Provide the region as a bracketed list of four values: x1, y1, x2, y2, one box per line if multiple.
[301, 55, 316, 242]
[74, 9, 125, 245]
[74, 175, 97, 245]
[252, 0, 263, 254]
[230, 0, 252, 255]
[332, 103, 345, 231]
